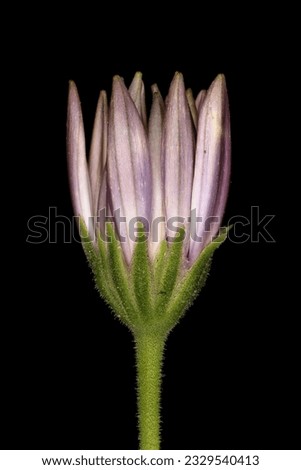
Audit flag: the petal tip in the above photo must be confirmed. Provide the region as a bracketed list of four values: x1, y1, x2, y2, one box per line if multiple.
[173, 71, 184, 83]
[113, 75, 123, 83]
[212, 74, 227, 91]
[151, 83, 159, 94]
[112, 75, 126, 96]
[169, 72, 185, 97]
[68, 80, 79, 99]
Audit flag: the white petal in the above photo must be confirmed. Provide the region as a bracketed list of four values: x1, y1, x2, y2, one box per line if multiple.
[163, 73, 195, 246]
[148, 84, 166, 258]
[67, 81, 93, 238]
[189, 75, 231, 263]
[88, 91, 108, 216]
[129, 72, 147, 128]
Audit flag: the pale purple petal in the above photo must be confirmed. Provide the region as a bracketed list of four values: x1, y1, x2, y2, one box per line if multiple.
[97, 166, 108, 237]
[186, 88, 198, 128]
[195, 89, 206, 113]
[148, 84, 165, 258]
[88, 90, 108, 216]
[129, 72, 147, 128]
[189, 74, 231, 263]
[67, 81, 94, 238]
[163, 72, 195, 243]
[107, 76, 152, 263]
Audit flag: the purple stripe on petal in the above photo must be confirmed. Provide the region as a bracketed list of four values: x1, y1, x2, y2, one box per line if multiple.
[186, 88, 198, 129]
[195, 89, 207, 113]
[129, 72, 147, 128]
[97, 166, 108, 238]
[208, 87, 231, 243]
[107, 76, 152, 263]
[163, 72, 195, 244]
[67, 81, 94, 238]
[148, 84, 165, 258]
[88, 90, 108, 217]
[189, 74, 231, 263]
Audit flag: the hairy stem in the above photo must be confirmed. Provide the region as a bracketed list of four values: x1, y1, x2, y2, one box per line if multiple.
[134, 331, 166, 450]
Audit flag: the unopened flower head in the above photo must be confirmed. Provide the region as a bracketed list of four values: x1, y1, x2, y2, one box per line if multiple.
[67, 72, 230, 267]
[67, 71, 231, 450]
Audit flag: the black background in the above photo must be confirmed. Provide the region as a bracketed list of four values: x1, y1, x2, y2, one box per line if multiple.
[8, 9, 298, 451]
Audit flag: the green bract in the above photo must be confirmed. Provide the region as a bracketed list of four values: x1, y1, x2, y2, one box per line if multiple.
[80, 219, 229, 337]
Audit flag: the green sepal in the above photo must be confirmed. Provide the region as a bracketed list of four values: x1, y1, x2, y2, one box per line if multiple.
[154, 228, 184, 313]
[131, 223, 153, 320]
[79, 219, 133, 329]
[79, 218, 98, 269]
[95, 231, 131, 325]
[152, 239, 168, 285]
[162, 227, 230, 332]
[79, 218, 230, 337]
[105, 223, 139, 326]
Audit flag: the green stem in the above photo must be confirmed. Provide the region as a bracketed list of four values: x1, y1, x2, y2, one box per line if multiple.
[135, 332, 166, 450]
